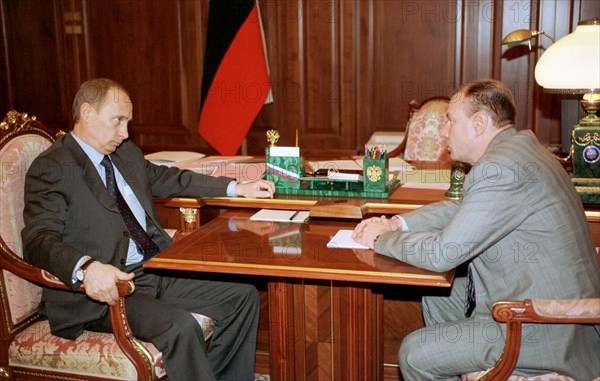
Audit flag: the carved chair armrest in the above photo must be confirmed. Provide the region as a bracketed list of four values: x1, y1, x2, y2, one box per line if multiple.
[0, 249, 156, 380]
[0, 247, 134, 296]
[478, 299, 600, 381]
[495, 299, 600, 324]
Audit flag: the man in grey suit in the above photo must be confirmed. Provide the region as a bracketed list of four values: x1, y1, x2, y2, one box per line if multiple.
[353, 79, 600, 380]
[22, 78, 275, 381]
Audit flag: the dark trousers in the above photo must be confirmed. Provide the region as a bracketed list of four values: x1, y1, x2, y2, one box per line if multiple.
[90, 265, 259, 381]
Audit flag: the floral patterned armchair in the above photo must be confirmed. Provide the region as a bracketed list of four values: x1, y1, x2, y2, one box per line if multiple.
[0, 110, 213, 380]
[388, 97, 450, 161]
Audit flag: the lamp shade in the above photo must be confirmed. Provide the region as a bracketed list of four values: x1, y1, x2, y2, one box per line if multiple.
[534, 19, 600, 93]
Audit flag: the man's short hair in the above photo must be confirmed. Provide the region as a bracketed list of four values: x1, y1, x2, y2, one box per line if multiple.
[452, 79, 517, 128]
[72, 78, 129, 123]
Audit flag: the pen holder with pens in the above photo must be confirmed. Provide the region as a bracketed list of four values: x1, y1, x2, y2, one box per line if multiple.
[363, 157, 389, 192]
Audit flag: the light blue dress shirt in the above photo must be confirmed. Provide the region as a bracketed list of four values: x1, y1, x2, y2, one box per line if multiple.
[71, 133, 145, 266]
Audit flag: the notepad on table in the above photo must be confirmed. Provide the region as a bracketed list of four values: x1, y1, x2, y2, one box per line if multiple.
[326, 229, 369, 249]
[250, 209, 310, 223]
[326, 172, 363, 181]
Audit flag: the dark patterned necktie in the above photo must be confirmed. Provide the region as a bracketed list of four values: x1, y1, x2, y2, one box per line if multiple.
[464, 264, 476, 317]
[100, 155, 160, 260]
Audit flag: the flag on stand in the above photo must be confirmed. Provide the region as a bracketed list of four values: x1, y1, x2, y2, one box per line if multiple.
[198, 0, 271, 155]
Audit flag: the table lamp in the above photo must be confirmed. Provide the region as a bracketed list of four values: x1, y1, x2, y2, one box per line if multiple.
[503, 18, 600, 205]
[501, 29, 555, 47]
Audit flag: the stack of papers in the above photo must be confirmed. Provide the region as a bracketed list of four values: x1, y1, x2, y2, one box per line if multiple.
[326, 172, 363, 181]
[326, 229, 369, 249]
[145, 151, 205, 167]
[250, 209, 310, 223]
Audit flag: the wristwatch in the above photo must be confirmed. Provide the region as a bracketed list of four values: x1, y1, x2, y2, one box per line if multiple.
[76, 258, 97, 282]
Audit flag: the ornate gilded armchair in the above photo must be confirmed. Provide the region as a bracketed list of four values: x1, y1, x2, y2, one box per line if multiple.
[0, 110, 213, 380]
[389, 97, 450, 161]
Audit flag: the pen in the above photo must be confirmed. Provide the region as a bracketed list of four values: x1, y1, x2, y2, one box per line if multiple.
[289, 211, 300, 221]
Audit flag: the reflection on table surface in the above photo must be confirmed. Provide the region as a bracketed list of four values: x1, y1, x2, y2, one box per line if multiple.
[145, 209, 454, 287]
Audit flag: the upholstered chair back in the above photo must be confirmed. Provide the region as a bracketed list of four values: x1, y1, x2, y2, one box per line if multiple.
[0, 112, 52, 331]
[403, 98, 450, 161]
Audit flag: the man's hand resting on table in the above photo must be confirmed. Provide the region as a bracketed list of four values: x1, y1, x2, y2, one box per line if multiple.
[83, 262, 134, 306]
[352, 215, 402, 249]
[235, 179, 275, 199]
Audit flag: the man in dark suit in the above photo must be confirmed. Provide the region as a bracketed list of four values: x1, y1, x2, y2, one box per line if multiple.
[353, 79, 599, 380]
[21, 78, 275, 381]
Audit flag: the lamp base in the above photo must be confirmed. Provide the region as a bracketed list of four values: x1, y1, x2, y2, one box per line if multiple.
[572, 178, 600, 205]
[445, 163, 466, 200]
[571, 122, 600, 205]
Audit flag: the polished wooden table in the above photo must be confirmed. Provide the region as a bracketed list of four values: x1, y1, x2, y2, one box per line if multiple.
[145, 209, 454, 381]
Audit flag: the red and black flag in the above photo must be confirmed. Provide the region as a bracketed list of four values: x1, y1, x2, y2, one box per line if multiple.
[198, 0, 271, 155]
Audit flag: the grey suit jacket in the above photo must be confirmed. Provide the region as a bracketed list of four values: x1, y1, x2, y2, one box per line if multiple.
[375, 128, 600, 377]
[21, 133, 233, 339]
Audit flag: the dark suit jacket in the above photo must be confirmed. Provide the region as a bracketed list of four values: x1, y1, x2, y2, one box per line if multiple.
[21, 133, 232, 339]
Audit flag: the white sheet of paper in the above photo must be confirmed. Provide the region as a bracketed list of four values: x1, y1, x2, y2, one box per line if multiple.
[269, 146, 300, 157]
[326, 229, 369, 249]
[250, 209, 309, 223]
[327, 172, 363, 181]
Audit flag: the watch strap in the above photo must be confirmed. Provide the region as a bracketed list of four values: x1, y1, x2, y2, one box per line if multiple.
[80, 257, 97, 271]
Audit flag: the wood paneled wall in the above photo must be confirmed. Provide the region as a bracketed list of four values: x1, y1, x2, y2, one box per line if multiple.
[2, 0, 599, 155]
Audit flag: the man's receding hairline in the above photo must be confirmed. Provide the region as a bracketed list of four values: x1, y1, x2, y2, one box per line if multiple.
[91, 87, 131, 111]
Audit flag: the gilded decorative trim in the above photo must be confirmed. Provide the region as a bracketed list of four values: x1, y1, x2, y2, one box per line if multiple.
[574, 132, 600, 147]
[366, 164, 383, 182]
[149, 258, 451, 283]
[476, 365, 495, 380]
[575, 186, 600, 193]
[13, 369, 88, 380]
[171, 197, 198, 203]
[364, 203, 423, 211]
[0, 110, 56, 146]
[115, 294, 157, 380]
[573, 177, 600, 184]
[0, 109, 34, 130]
[179, 207, 198, 224]
[0, 366, 10, 378]
[205, 197, 316, 206]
